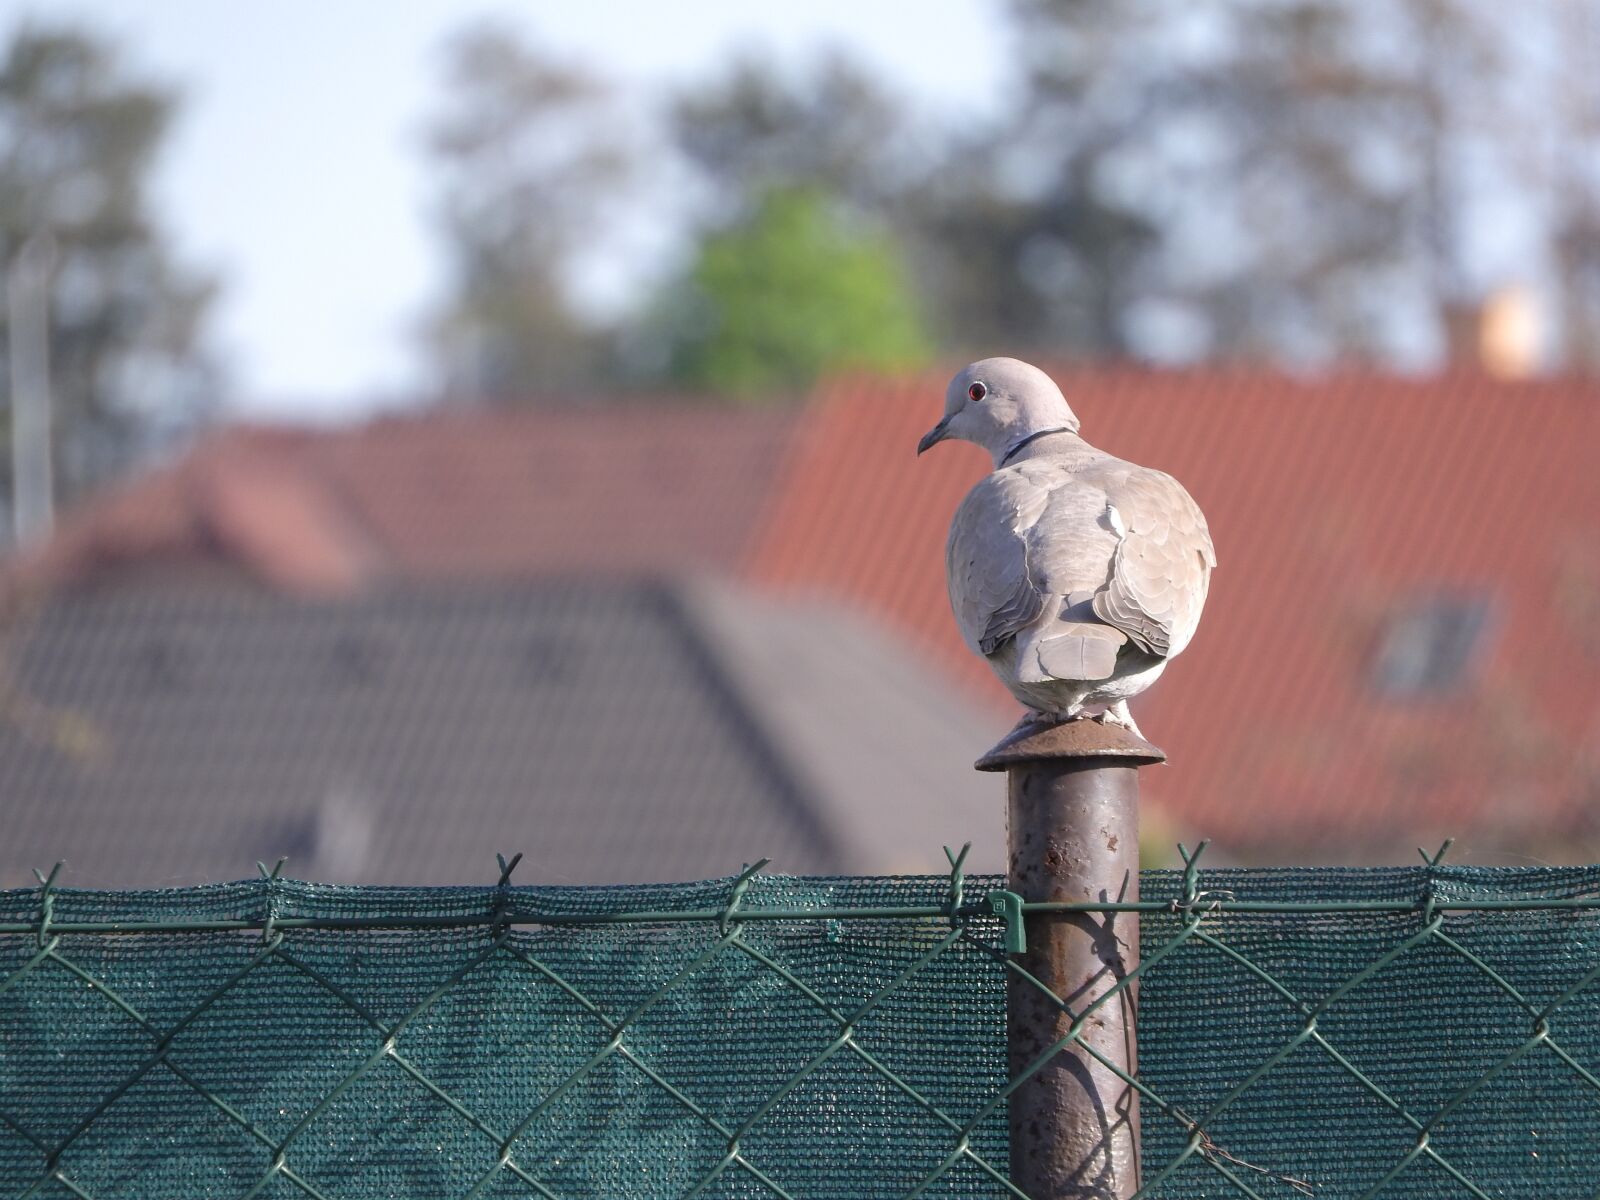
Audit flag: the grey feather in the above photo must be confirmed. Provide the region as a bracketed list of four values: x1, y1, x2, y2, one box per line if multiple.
[1034, 623, 1125, 682]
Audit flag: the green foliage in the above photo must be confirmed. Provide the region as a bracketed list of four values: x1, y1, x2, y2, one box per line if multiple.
[423, 23, 636, 399]
[666, 188, 930, 401]
[420, 35, 936, 403]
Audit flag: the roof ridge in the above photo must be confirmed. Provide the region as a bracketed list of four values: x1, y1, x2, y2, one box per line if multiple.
[186, 443, 377, 594]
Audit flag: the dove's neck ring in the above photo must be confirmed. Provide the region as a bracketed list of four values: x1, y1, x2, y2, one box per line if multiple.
[998, 426, 1075, 469]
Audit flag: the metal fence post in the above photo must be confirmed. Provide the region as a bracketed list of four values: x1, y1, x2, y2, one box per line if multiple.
[977, 719, 1165, 1200]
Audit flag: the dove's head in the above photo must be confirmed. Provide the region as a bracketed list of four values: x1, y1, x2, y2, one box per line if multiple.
[917, 357, 1080, 467]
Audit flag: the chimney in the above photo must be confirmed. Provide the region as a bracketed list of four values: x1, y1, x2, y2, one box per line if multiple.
[1480, 285, 1543, 379]
[1443, 285, 1544, 379]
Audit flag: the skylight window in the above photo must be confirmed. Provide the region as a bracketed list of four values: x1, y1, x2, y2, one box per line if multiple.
[1370, 593, 1495, 699]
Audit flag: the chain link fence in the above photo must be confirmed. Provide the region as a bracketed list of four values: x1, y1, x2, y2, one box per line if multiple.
[3, 847, 1599, 1199]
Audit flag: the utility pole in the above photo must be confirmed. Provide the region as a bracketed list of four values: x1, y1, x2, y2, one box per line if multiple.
[9, 230, 56, 550]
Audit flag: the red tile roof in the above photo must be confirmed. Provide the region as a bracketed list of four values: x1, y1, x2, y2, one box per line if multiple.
[21, 406, 795, 596]
[746, 367, 1600, 860]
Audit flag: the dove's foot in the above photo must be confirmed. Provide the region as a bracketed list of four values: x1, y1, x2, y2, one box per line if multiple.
[1095, 700, 1145, 738]
[1013, 708, 1068, 732]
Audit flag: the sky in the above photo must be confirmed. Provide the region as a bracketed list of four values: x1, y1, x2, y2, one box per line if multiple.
[0, 1, 1009, 421]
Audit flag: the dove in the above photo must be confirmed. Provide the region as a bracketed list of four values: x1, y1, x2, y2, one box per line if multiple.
[918, 357, 1215, 739]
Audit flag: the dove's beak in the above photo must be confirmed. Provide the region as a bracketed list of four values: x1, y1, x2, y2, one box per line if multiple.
[917, 417, 952, 456]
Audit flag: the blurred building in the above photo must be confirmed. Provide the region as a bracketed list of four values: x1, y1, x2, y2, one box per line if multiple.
[0, 582, 996, 889]
[3, 369, 1599, 885]
[0, 405, 1007, 889]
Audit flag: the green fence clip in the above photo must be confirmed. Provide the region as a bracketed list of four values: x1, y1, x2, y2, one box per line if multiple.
[986, 889, 1026, 954]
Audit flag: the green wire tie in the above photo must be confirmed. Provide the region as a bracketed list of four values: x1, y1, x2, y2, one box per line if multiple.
[255, 857, 287, 944]
[1419, 840, 1453, 923]
[1418, 839, 1454, 868]
[942, 843, 971, 925]
[720, 859, 770, 935]
[1175, 840, 1211, 910]
[492, 852, 524, 930]
[32, 862, 63, 949]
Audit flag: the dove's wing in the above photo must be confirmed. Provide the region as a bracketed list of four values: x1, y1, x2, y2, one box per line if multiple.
[947, 454, 1214, 665]
[945, 468, 1051, 657]
[945, 461, 1121, 658]
[1087, 463, 1216, 658]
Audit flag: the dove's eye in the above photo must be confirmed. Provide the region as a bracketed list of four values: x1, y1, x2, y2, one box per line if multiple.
[968, 382, 987, 402]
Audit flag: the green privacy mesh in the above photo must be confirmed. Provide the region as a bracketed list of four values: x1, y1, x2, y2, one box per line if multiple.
[2, 852, 1598, 1199]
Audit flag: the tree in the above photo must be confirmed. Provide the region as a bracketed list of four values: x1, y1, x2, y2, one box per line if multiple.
[648, 51, 934, 398]
[0, 25, 217, 513]
[422, 23, 641, 400]
[670, 48, 925, 220]
[1002, 0, 1529, 366]
[662, 45, 1153, 365]
[659, 186, 929, 399]
[910, 163, 1156, 359]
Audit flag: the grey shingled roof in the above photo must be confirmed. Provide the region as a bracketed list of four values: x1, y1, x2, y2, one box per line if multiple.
[0, 581, 1006, 889]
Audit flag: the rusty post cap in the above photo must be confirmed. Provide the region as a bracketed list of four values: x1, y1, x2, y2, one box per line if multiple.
[975, 718, 1166, 772]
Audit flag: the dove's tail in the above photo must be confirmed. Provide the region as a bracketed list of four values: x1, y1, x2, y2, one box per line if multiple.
[1021, 622, 1127, 684]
